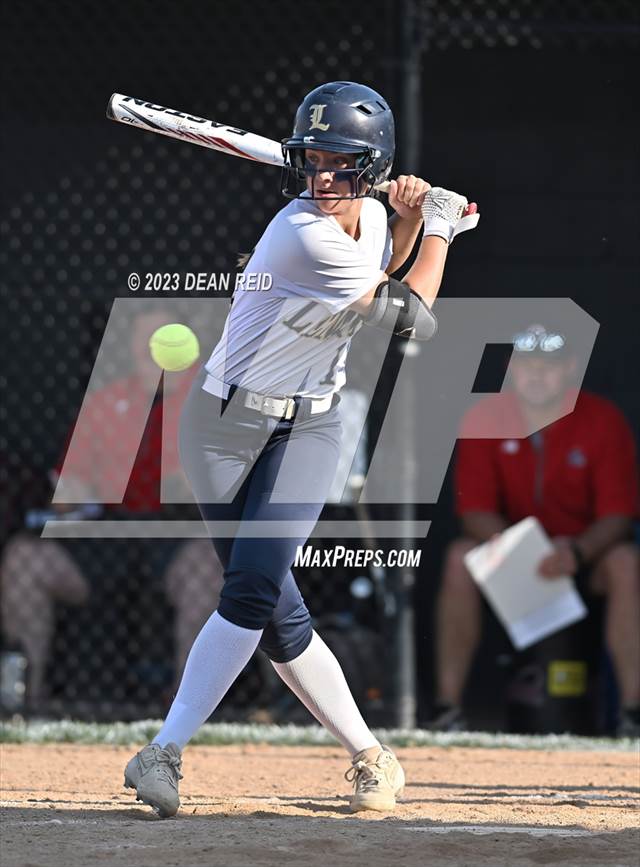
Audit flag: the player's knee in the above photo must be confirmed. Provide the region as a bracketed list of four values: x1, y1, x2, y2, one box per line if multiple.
[259, 607, 313, 663]
[442, 538, 476, 591]
[217, 566, 283, 630]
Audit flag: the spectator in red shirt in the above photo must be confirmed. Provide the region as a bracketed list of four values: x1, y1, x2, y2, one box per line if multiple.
[430, 325, 640, 736]
[0, 309, 222, 709]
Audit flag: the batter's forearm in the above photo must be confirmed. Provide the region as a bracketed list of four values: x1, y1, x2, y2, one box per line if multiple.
[386, 213, 424, 275]
[402, 234, 449, 308]
[354, 187, 472, 316]
[402, 186, 477, 306]
[349, 234, 447, 318]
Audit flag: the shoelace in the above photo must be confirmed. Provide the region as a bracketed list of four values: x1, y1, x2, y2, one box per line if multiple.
[344, 759, 382, 792]
[151, 747, 184, 784]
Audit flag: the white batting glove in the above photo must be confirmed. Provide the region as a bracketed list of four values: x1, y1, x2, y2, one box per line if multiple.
[421, 186, 480, 244]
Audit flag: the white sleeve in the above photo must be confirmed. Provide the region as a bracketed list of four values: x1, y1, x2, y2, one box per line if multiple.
[268, 218, 386, 315]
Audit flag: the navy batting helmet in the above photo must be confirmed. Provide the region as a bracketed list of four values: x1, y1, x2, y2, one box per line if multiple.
[281, 81, 395, 200]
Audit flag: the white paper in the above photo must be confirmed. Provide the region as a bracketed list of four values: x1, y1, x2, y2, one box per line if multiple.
[463, 516, 587, 650]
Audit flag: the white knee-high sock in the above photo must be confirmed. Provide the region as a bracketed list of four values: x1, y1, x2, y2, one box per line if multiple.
[271, 631, 380, 757]
[155, 611, 262, 749]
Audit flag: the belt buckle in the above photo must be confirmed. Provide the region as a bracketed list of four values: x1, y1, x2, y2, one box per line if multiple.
[261, 397, 279, 416]
[248, 392, 296, 419]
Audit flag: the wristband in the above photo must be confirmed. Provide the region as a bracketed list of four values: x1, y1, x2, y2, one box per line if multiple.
[421, 187, 480, 244]
[422, 215, 453, 243]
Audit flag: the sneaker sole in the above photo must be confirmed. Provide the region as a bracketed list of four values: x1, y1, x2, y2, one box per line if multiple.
[350, 785, 404, 813]
[124, 775, 178, 819]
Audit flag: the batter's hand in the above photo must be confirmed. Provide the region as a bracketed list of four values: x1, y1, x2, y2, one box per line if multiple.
[388, 175, 431, 221]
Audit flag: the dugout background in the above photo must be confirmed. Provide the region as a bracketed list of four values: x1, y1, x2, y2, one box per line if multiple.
[1, 0, 638, 726]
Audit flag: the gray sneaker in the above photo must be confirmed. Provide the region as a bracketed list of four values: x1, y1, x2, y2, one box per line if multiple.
[345, 745, 405, 812]
[124, 742, 183, 818]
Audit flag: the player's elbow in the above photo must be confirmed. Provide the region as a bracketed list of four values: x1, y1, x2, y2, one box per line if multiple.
[361, 277, 437, 341]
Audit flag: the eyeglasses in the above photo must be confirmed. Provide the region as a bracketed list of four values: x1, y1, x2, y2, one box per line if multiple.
[512, 329, 567, 353]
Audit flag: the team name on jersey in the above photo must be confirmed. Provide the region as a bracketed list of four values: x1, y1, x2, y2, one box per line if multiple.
[283, 302, 362, 340]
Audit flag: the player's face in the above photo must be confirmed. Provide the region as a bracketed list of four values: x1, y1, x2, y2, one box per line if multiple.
[305, 149, 361, 214]
[509, 354, 576, 408]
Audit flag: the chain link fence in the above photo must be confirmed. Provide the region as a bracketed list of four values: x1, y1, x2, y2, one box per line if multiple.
[1, 0, 638, 727]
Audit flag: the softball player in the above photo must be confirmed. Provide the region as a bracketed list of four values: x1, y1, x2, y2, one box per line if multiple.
[124, 81, 477, 817]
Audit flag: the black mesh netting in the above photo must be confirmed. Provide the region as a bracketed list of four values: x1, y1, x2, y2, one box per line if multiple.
[0, 0, 401, 722]
[1, 0, 638, 728]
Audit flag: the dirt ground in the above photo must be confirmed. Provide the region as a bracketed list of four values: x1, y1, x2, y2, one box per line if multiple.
[1, 743, 638, 867]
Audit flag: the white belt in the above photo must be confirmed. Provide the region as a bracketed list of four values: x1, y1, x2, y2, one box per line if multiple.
[202, 374, 334, 419]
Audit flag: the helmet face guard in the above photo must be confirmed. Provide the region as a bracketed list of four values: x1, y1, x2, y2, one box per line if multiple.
[281, 81, 395, 201]
[281, 144, 380, 200]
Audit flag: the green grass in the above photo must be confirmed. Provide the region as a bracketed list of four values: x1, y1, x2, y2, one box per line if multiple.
[0, 719, 637, 751]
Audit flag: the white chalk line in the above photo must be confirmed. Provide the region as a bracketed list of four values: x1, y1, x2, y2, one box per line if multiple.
[405, 825, 596, 837]
[1, 817, 611, 838]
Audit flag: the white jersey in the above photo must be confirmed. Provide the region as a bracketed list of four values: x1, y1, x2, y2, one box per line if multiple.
[205, 194, 392, 398]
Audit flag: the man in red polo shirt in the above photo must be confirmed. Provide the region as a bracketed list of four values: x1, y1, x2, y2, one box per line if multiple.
[431, 325, 640, 736]
[0, 309, 222, 709]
